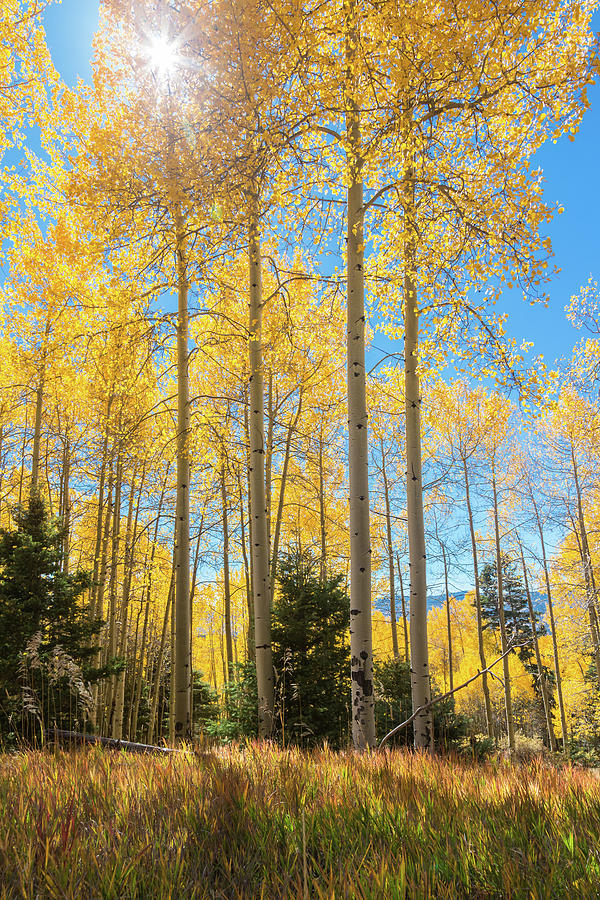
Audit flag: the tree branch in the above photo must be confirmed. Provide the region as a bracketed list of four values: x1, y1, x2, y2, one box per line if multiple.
[378, 641, 532, 749]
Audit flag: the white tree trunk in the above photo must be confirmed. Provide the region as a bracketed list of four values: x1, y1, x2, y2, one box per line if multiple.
[441, 544, 453, 692]
[104, 453, 122, 735]
[381, 441, 399, 659]
[31, 373, 44, 493]
[270, 392, 302, 589]
[30, 318, 51, 494]
[492, 470, 514, 751]
[396, 556, 410, 663]
[345, 5, 375, 748]
[174, 220, 192, 741]
[248, 196, 274, 738]
[318, 428, 327, 584]
[112, 466, 138, 741]
[221, 455, 234, 681]
[403, 170, 432, 751]
[571, 448, 600, 686]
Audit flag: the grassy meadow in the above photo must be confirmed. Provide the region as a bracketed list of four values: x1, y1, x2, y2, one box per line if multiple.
[0, 746, 599, 899]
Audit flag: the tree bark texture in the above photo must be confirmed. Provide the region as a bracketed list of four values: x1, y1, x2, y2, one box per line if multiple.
[381, 441, 399, 658]
[104, 453, 122, 735]
[442, 544, 454, 692]
[492, 470, 515, 751]
[147, 562, 175, 746]
[345, 2, 375, 749]
[221, 456, 234, 681]
[248, 197, 274, 737]
[403, 169, 432, 751]
[270, 392, 302, 590]
[112, 468, 137, 740]
[319, 428, 327, 584]
[396, 557, 410, 663]
[174, 220, 192, 741]
[571, 448, 600, 687]
[30, 319, 51, 495]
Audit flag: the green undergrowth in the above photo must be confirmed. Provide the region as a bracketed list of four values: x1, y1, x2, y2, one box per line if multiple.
[0, 745, 599, 898]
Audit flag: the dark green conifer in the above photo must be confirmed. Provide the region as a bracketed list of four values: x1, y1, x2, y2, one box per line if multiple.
[271, 550, 350, 748]
[479, 554, 538, 665]
[0, 491, 102, 737]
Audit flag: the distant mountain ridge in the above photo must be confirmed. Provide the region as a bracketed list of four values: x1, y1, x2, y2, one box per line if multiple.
[375, 589, 547, 618]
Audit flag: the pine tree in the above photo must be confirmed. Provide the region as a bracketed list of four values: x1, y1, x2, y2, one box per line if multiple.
[271, 551, 350, 748]
[479, 554, 537, 665]
[0, 492, 102, 737]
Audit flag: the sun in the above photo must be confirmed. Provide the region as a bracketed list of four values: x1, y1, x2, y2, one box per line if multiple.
[145, 34, 181, 82]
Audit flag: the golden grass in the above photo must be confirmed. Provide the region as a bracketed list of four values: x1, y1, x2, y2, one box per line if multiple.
[1, 745, 599, 898]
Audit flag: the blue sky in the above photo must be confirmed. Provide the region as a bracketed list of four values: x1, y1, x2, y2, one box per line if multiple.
[43, 0, 99, 85]
[43, 1, 600, 369]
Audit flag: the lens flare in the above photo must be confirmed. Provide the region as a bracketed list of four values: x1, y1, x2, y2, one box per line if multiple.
[146, 34, 180, 81]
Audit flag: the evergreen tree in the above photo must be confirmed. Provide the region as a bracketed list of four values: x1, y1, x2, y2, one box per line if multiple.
[374, 656, 413, 747]
[480, 554, 560, 744]
[479, 554, 538, 665]
[271, 551, 351, 748]
[205, 660, 259, 744]
[0, 492, 102, 738]
[374, 656, 469, 751]
[191, 670, 220, 737]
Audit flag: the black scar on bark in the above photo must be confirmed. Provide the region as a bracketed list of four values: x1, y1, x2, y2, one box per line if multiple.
[351, 668, 373, 697]
[350, 609, 360, 616]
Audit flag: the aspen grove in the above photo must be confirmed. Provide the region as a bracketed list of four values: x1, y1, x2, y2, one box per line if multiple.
[1, 0, 600, 853]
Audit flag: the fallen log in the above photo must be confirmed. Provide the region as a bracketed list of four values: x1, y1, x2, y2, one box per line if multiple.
[46, 728, 179, 755]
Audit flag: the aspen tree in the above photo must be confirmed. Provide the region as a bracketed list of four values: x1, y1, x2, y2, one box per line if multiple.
[491, 467, 515, 751]
[509, 448, 569, 750]
[220, 453, 234, 681]
[148, 558, 176, 746]
[173, 216, 192, 740]
[571, 447, 600, 685]
[54, 4, 234, 742]
[248, 190, 274, 734]
[104, 452, 122, 734]
[396, 556, 410, 664]
[531, 490, 568, 749]
[344, 0, 375, 749]
[130, 466, 170, 740]
[543, 388, 600, 692]
[318, 428, 327, 583]
[112, 463, 140, 740]
[517, 540, 556, 752]
[433, 380, 498, 737]
[270, 392, 303, 590]
[30, 320, 51, 493]
[439, 541, 454, 694]
[372, 0, 596, 748]
[90, 395, 114, 621]
[184, 0, 307, 737]
[402, 167, 432, 749]
[380, 439, 399, 659]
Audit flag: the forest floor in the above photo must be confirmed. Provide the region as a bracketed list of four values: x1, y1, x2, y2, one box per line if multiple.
[0, 744, 599, 898]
